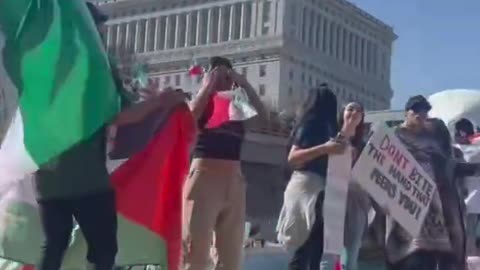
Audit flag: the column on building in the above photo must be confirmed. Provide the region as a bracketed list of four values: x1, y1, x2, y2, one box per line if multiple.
[372, 42, 378, 76]
[269, 0, 278, 35]
[309, 10, 315, 48]
[256, 1, 264, 36]
[153, 17, 160, 51]
[322, 18, 329, 53]
[133, 20, 140, 53]
[365, 40, 371, 73]
[185, 12, 192, 46]
[217, 6, 224, 42]
[206, 8, 214, 43]
[174, 14, 181, 48]
[164, 15, 171, 49]
[124, 22, 131, 53]
[315, 14, 321, 49]
[338, 26, 344, 61]
[362, 38, 368, 73]
[331, 22, 337, 57]
[196, 9, 203, 45]
[144, 19, 151, 52]
[275, 0, 284, 35]
[356, 35, 361, 69]
[115, 23, 123, 54]
[303, 7, 309, 45]
[250, 1, 258, 38]
[228, 4, 237, 40]
[344, 28, 350, 63]
[106, 25, 112, 50]
[317, 15, 324, 50]
[239, 2, 247, 39]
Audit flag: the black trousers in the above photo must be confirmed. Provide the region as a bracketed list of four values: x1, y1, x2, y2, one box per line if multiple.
[387, 250, 457, 270]
[289, 192, 325, 270]
[37, 190, 118, 270]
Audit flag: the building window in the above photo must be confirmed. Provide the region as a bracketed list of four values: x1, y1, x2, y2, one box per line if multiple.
[342, 29, 348, 63]
[175, 74, 181, 86]
[366, 41, 371, 73]
[242, 67, 248, 76]
[301, 72, 305, 83]
[289, 70, 294, 80]
[354, 35, 360, 68]
[288, 87, 293, 96]
[360, 38, 365, 72]
[329, 22, 335, 56]
[315, 15, 321, 49]
[259, 65, 267, 77]
[322, 19, 328, 52]
[335, 26, 341, 59]
[349, 33, 354, 66]
[164, 76, 171, 85]
[308, 75, 313, 86]
[259, 84, 266, 96]
[308, 10, 315, 47]
[262, 1, 271, 35]
[301, 7, 307, 43]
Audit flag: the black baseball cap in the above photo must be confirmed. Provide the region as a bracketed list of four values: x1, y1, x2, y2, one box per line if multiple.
[405, 95, 432, 112]
[86, 2, 108, 24]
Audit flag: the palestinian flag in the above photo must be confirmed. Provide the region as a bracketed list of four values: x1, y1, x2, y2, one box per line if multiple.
[0, 0, 119, 181]
[0, 105, 194, 270]
[0, 1, 195, 269]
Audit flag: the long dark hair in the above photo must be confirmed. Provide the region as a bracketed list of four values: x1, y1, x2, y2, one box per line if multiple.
[427, 118, 453, 157]
[338, 102, 365, 148]
[291, 85, 338, 139]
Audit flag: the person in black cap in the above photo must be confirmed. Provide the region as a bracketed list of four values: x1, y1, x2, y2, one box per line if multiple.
[403, 94, 432, 133]
[384, 96, 462, 269]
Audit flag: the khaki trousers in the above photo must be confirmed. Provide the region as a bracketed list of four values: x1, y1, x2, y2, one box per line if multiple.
[183, 159, 246, 270]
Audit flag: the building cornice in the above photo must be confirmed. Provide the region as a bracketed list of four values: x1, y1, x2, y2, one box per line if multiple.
[118, 36, 283, 67]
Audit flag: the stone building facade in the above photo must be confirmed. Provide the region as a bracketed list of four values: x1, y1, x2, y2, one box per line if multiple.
[97, 0, 397, 112]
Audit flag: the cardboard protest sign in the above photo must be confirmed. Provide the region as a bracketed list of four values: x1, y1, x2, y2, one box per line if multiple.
[323, 147, 352, 255]
[352, 124, 437, 237]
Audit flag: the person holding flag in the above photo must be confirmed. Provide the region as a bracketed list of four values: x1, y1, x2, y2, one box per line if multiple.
[0, 1, 188, 270]
[184, 56, 266, 270]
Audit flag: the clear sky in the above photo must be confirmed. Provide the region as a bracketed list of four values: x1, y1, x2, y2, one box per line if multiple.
[348, 0, 480, 109]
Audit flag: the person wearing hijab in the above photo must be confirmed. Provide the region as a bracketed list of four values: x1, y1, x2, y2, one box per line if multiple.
[277, 85, 349, 270]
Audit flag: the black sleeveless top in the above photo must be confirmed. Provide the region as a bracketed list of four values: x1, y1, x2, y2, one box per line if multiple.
[192, 99, 245, 160]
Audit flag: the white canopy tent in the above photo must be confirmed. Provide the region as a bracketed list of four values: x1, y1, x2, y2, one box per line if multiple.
[428, 89, 480, 135]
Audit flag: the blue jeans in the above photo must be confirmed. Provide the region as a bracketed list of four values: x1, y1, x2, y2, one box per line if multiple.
[387, 250, 456, 270]
[342, 187, 370, 270]
[319, 253, 338, 270]
[466, 213, 480, 255]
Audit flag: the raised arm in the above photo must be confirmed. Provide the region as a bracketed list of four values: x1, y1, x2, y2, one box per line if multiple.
[189, 68, 221, 121]
[287, 141, 345, 169]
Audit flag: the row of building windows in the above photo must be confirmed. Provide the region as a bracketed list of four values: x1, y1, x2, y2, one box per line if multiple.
[105, 1, 274, 54]
[289, 4, 388, 80]
[288, 68, 382, 102]
[152, 64, 269, 92]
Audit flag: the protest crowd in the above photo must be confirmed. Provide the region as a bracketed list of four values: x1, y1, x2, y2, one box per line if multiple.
[2, 1, 480, 270]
